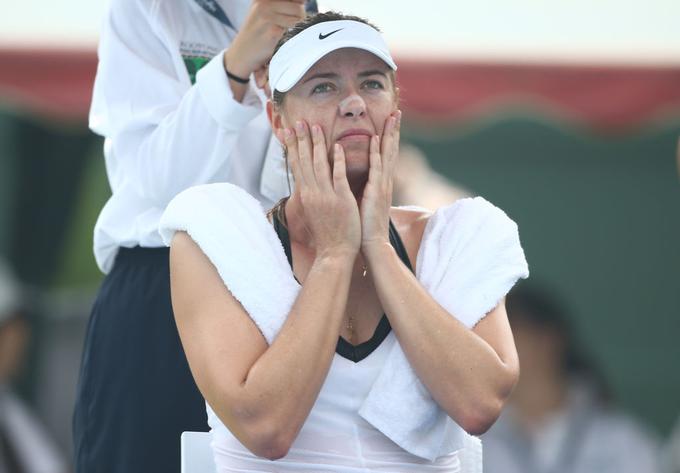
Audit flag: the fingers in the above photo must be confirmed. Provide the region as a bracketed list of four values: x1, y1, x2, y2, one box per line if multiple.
[368, 134, 382, 184]
[269, 12, 305, 29]
[269, 0, 306, 16]
[282, 127, 304, 187]
[267, 1, 306, 27]
[311, 125, 332, 191]
[295, 121, 317, 188]
[380, 110, 401, 176]
[332, 144, 351, 194]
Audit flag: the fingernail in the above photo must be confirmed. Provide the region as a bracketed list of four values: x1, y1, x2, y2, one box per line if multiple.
[284, 128, 292, 139]
[312, 124, 319, 135]
[296, 121, 304, 132]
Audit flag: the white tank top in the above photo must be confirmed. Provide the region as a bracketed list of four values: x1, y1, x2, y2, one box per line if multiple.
[207, 333, 461, 472]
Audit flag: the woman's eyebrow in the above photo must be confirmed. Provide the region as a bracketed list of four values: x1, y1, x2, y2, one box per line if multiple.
[358, 69, 388, 78]
[302, 72, 339, 83]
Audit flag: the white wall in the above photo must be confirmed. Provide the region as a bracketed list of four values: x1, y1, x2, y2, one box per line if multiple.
[1, 0, 678, 65]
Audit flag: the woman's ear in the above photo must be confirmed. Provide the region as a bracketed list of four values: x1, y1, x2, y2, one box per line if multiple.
[267, 101, 285, 144]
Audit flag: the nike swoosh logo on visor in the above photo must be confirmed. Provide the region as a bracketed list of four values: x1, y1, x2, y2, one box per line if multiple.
[319, 28, 343, 40]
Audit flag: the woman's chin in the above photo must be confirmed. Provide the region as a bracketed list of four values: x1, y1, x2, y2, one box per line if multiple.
[344, 156, 370, 177]
[328, 147, 370, 186]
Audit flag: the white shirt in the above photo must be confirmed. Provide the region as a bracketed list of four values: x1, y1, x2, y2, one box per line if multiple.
[208, 336, 462, 472]
[90, 0, 290, 273]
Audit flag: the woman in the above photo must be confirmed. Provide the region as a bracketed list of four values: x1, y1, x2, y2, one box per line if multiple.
[161, 12, 529, 471]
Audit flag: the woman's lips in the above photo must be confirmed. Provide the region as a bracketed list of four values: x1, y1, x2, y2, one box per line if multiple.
[337, 129, 372, 142]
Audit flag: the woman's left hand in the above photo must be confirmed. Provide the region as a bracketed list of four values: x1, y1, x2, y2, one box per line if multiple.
[360, 110, 401, 257]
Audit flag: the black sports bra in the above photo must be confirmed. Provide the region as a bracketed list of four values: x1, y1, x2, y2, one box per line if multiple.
[272, 212, 414, 363]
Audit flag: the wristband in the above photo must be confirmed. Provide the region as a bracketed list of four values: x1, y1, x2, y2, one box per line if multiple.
[226, 68, 250, 84]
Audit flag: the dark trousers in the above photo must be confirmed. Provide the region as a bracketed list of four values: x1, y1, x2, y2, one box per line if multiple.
[73, 247, 208, 473]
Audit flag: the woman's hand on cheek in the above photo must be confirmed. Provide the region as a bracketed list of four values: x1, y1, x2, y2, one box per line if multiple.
[360, 110, 401, 259]
[284, 121, 361, 259]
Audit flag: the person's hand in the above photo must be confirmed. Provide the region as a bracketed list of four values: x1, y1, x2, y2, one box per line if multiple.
[282, 121, 361, 259]
[360, 110, 402, 257]
[253, 65, 271, 98]
[224, 0, 306, 80]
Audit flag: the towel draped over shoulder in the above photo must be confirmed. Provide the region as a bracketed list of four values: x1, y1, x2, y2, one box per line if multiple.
[159, 183, 529, 461]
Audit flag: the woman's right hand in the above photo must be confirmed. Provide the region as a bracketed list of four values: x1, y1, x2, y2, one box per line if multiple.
[283, 121, 361, 259]
[225, 0, 307, 79]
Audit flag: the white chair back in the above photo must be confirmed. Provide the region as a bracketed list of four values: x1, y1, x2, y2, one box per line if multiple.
[180, 431, 217, 473]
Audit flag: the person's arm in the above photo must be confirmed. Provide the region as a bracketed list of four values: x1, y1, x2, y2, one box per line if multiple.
[366, 242, 519, 435]
[91, 0, 305, 205]
[170, 231, 352, 460]
[170, 121, 361, 460]
[360, 112, 519, 435]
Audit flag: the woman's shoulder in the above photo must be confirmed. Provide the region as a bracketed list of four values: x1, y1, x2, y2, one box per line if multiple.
[426, 197, 519, 237]
[390, 205, 432, 264]
[390, 197, 522, 265]
[391, 195, 514, 241]
[159, 183, 268, 247]
[167, 182, 264, 215]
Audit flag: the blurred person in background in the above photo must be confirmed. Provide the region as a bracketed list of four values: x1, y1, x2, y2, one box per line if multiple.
[663, 417, 680, 473]
[0, 260, 67, 473]
[72, 1, 318, 472]
[392, 144, 470, 208]
[482, 283, 661, 473]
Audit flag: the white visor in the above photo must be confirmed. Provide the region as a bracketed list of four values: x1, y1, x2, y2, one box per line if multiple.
[268, 19, 397, 95]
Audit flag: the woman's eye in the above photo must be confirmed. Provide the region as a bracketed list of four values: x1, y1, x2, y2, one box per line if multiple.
[311, 83, 334, 94]
[363, 80, 384, 90]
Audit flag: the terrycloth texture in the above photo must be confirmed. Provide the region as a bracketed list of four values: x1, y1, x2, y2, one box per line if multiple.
[159, 183, 529, 461]
[159, 183, 298, 343]
[358, 196, 530, 460]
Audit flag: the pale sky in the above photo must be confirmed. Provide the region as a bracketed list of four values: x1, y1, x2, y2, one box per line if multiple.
[1, 0, 678, 65]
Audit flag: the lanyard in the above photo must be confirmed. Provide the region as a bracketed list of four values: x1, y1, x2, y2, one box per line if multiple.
[194, 0, 235, 29]
[195, 0, 318, 30]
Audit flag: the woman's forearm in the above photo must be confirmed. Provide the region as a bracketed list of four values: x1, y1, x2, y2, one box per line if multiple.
[364, 241, 519, 434]
[227, 251, 354, 457]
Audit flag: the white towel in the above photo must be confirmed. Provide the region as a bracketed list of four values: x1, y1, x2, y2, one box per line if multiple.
[159, 183, 529, 461]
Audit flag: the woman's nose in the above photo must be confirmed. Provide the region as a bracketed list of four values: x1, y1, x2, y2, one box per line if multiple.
[338, 93, 366, 118]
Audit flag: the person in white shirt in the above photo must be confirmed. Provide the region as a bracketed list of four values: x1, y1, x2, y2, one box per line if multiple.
[482, 283, 662, 473]
[72, 1, 314, 472]
[163, 12, 529, 471]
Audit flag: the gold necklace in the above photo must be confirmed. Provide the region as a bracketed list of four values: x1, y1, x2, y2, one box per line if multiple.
[346, 263, 368, 344]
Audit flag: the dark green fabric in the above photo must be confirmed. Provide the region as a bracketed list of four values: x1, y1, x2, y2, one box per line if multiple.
[405, 117, 680, 435]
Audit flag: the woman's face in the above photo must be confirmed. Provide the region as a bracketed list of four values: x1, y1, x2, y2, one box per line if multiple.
[271, 48, 397, 179]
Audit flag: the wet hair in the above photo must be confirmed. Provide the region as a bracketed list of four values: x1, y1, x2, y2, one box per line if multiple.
[270, 12, 397, 109]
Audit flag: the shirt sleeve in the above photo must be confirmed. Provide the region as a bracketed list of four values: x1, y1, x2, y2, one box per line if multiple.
[416, 196, 530, 328]
[89, 0, 264, 206]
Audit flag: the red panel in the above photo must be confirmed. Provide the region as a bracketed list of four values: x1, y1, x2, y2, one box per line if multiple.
[395, 61, 680, 132]
[0, 48, 97, 123]
[2, 49, 680, 132]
